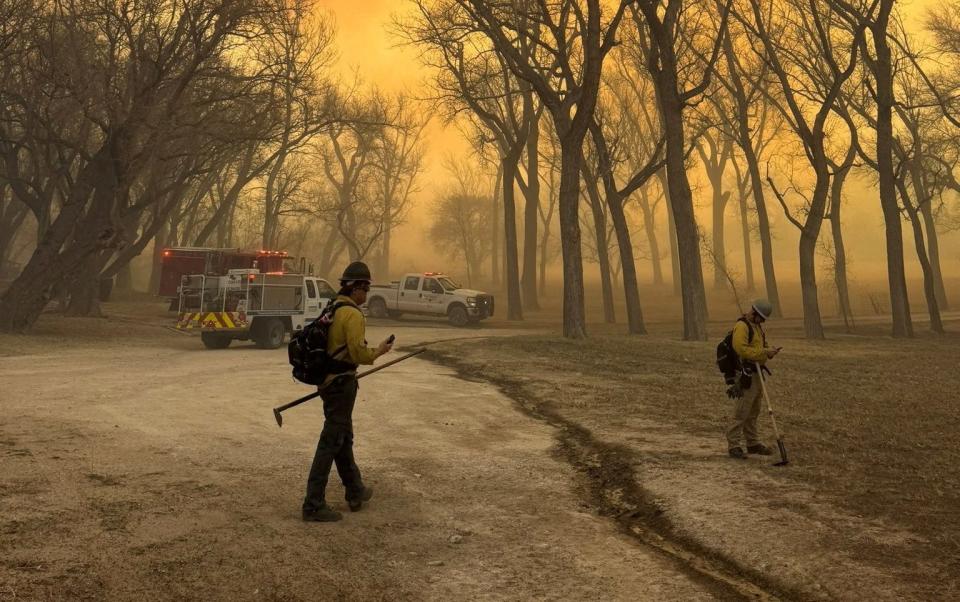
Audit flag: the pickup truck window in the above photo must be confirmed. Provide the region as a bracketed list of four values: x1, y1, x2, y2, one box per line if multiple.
[438, 277, 460, 291]
[424, 278, 444, 294]
[403, 276, 420, 291]
[306, 280, 317, 299]
[316, 280, 336, 298]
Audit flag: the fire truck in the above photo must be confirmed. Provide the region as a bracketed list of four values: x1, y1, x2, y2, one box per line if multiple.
[175, 269, 337, 349]
[158, 247, 302, 300]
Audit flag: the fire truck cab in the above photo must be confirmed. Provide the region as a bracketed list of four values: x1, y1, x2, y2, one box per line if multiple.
[175, 269, 336, 349]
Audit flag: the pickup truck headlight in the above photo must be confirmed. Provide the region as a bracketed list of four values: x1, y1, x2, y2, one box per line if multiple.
[466, 297, 477, 307]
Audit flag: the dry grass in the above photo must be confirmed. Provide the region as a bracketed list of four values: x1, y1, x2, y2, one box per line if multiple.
[432, 318, 960, 589]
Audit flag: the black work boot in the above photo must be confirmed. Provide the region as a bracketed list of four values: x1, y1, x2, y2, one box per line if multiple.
[347, 486, 374, 512]
[302, 504, 342, 522]
[747, 443, 774, 456]
[728, 447, 747, 460]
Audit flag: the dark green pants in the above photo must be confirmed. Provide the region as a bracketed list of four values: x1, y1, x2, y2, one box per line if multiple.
[302, 375, 364, 512]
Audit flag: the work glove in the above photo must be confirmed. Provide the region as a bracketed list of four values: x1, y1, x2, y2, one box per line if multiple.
[726, 383, 744, 399]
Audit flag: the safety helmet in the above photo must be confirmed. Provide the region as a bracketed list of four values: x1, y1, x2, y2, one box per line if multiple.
[751, 299, 773, 320]
[340, 261, 372, 283]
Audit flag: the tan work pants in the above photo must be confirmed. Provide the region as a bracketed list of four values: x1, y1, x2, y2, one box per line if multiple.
[726, 377, 763, 449]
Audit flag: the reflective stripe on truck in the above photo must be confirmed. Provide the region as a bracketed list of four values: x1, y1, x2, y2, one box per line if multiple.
[176, 312, 249, 330]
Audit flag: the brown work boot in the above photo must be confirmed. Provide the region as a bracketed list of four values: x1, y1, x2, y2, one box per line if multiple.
[302, 504, 342, 522]
[747, 443, 774, 456]
[347, 486, 374, 512]
[728, 447, 747, 459]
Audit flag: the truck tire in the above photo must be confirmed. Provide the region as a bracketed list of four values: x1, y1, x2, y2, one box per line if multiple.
[448, 304, 469, 327]
[368, 296, 388, 319]
[201, 332, 232, 349]
[254, 317, 286, 349]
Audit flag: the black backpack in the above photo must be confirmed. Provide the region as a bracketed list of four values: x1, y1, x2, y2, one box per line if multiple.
[716, 318, 754, 385]
[288, 302, 357, 385]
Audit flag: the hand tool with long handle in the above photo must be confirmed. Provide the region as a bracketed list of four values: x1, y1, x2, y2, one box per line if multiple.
[273, 339, 423, 427]
[755, 362, 789, 466]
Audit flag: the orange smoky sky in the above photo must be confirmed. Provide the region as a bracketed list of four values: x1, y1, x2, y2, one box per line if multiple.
[316, 0, 958, 286]
[318, 0, 474, 275]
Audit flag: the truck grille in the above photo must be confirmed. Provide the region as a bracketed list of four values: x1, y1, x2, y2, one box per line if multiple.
[477, 294, 494, 317]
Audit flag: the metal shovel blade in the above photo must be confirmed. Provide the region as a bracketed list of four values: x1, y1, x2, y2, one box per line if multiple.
[773, 439, 789, 466]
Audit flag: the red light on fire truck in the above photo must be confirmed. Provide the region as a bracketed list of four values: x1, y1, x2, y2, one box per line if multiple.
[162, 250, 171, 257]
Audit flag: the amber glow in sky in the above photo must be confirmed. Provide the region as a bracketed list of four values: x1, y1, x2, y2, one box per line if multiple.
[317, 0, 956, 283]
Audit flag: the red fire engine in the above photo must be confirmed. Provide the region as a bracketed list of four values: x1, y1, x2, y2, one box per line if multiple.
[157, 247, 300, 298]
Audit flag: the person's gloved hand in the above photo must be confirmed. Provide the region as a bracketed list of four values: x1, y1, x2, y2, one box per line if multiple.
[726, 383, 743, 399]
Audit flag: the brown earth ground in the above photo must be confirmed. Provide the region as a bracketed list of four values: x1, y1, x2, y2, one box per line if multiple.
[2, 297, 958, 600]
[2, 301, 727, 601]
[426, 311, 960, 601]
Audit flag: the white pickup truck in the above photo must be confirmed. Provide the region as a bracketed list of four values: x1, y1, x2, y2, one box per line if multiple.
[366, 272, 495, 327]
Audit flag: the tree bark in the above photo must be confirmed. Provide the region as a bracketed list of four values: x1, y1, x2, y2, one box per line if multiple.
[873, 3, 914, 337]
[583, 173, 615, 324]
[638, 187, 663, 286]
[149, 220, 169, 295]
[658, 170, 681, 295]
[829, 169, 854, 331]
[521, 111, 541, 311]
[0, 145, 114, 332]
[898, 182, 944, 333]
[659, 83, 709, 340]
[491, 164, 502, 289]
[502, 155, 523, 320]
[920, 201, 948, 311]
[558, 142, 587, 338]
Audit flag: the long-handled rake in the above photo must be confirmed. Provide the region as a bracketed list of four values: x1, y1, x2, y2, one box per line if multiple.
[755, 362, 790, 467]
[273, 347, 425, 427]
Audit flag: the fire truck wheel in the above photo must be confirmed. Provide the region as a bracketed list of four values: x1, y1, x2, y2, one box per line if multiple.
[254, 317, 286, 349]
[201, 332, 233, 349]
[368, 297, 388, 319]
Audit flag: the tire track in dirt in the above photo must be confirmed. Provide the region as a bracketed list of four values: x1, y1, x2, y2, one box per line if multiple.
[425, 349, 805, 602]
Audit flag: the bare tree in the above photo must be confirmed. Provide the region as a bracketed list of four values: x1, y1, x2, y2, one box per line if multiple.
[444, 0, 633, 338]
[740, 0, 870, 339]
[627, 0, 731, 340]
[373, 94, 425, 278]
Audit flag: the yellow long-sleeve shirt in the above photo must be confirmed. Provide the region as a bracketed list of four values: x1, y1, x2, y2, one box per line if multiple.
[732, 319, 767, 365]
[327, 296, 378, 368]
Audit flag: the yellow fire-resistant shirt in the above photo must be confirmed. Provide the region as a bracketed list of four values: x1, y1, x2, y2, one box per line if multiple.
[732, 319, 768, 365]
[327, 295, 378, 367]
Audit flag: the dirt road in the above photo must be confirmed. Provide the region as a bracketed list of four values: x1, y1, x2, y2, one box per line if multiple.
[1, 322, 723, 600]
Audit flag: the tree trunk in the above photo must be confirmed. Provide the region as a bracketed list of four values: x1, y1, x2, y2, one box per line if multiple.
[0, 146, 113, 332]
[538, 218, 550, 297]
[873, 10, 914, 337]
[66, 249, 113, 317]
[491, 164, 502, 289]
[898, 180, 944, 333]
[116, 262, 133, 292]
[829, 171, 854, 331]
[149, 220, 169, 295]
[737, 192, 756, 293]
[558, 142, 588, 338]
[712, 190, 730, 290]
[522, 116, 541, 310]
[797, 168, 829, 339]
[608, 191, 646, 334]
[584, 175, 615, 324]
[638, 187, 663, 286]
[659, 85, 709, 340]
[658, 171, 681, 295]
[742, 140, 781, 315]
[722, 28, 780, 314]
[502, 156, 523, 321]
[920, 201, 948, 311]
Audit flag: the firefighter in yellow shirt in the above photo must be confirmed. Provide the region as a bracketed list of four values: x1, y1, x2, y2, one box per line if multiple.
[726, 299, 781, 459]
[302, 261, 393, 522]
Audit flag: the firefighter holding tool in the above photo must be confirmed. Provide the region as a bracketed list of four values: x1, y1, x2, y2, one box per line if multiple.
[302, 261, 393, 522]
